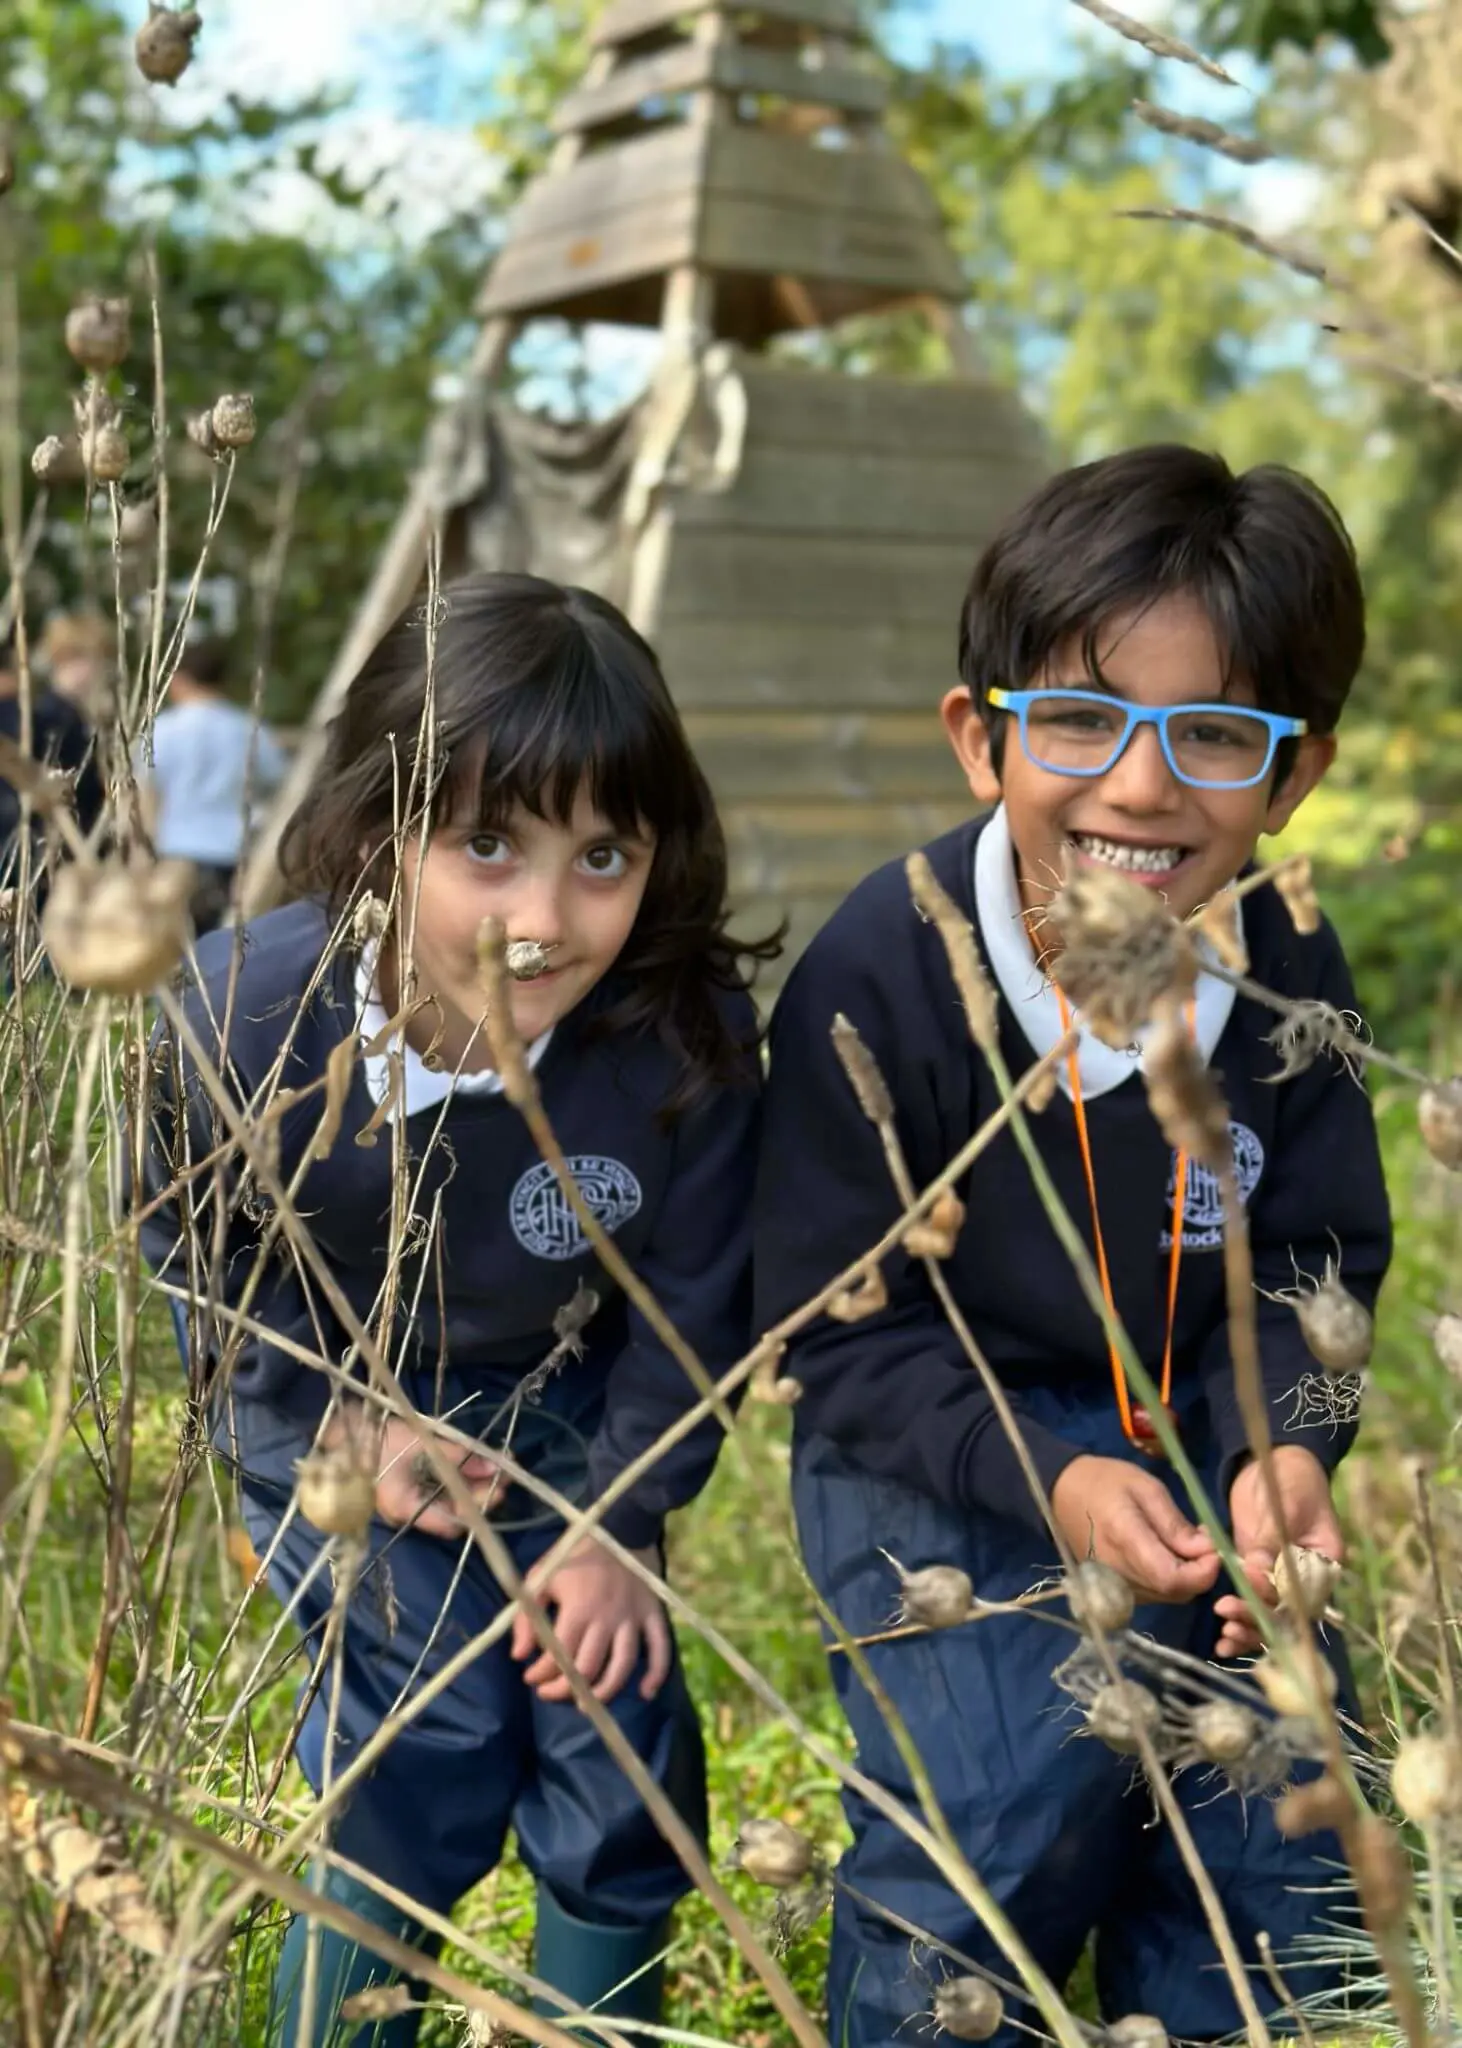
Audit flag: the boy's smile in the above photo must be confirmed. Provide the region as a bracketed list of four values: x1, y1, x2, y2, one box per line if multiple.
[943, 591, 1337, 939]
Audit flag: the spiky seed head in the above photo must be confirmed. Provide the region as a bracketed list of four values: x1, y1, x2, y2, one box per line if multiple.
[1190, 1699, 1261, 1765]
[294, 1446, 375, 1539]
[135, 5, 202, 84]
[504, 938, 555, 981]
[1107, 2017, 1168, 2048]
[210, 392, 256, 449]
[1391, 1731, 1462, 1828]
[1275, 1772, 1350, 1839]
[731, 1818, 814, 1888]
[80, 423, 130, 484]
[1419, 1078, 1462, 1171]
[64, 297, 130, 372]
[1272, 1546, 1341, 1621]
[1253, 1644, 1338, 1722]
[1433, 1314, 1462, 1379]
[186, 409, 219, 456]
[1274, 855, 1321, 935]
[1295, 1265, 1373, 1376]
[1046, 863, 1198, 1048]
[339, 1985, 415, 2023]
[31, 435, 72, 482]
[1086, 1680, 1162, 1754]
[897, 1563, 975, 1631]
[831, 1013, 893, 1125]
[1066, 1560, 1135, 1635]
[41, 858, 192, 995]
[933, 1975, 1003, 2041]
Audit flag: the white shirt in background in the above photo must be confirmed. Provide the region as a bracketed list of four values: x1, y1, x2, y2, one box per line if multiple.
[143, 698, 289, 866]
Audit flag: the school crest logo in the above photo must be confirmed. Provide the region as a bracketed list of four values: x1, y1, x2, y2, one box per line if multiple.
[1160, 1122, 1264, 1252]
[510, 1155, 642, 1261]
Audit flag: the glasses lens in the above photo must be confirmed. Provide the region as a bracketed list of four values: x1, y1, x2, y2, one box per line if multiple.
[1022, 693, 1128, 773]
[1166, 707, 1274, 785]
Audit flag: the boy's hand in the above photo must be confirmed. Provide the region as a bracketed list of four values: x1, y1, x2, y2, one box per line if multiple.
[1214, 1445, 1341, 1660]
[511, 1541, 671, 1706]
[1052, 1454, 1220, 1603]
[323, 1408, 505, 1538]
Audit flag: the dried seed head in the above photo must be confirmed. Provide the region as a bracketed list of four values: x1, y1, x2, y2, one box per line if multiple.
[1293, 1263, 1373, 1376]
[186, 409, 219, 457]
[832, 1013, 893, 1125]
[505, 938, 557, 982]
[1253, 1643, 1338, 1721]
[135, 5, 202, 84]
[1432, 1314, 1462, 1379]
[1195, 890, 1247, 973]
[1353, 1813, 1412, 1934]
[117, 498, 158, 549]
[1390, 1731, 1462, 1828]
[1086, 1679, 1162, 1754]
[81, 423, 130, 484]
[339, 1985, 415, 2023]
[1047, 864, 1198, 1048]
[1419, 1078, 1462, 1171]
[31, 435, 73, 483]
[294, 1445, 376, 1539]
[64, 297, 130, 373]
[1263, 999, 1354, 1084]
[1142, 998, 1230, 1168]
[1273, 855, 1321, 935]
[730, 1818, 815, 1888]
[1272, 1546, 1341, 1621]
[933, 1975, 1003, 2041]
[896, 1562, 975, 1631]
[41, 858, 193, 995]
[1190, 1699, 1261, 1766]
[350, 892, 389, 949]
[826, 1265, 887, 1323]
[1107, 2017, 1168, 2048]
[1275, 1771, 1350, 1839]
[905, 1189, 965, 1260]
[210, 391, 256, 449]
[1066, 1560, 1135, 1635]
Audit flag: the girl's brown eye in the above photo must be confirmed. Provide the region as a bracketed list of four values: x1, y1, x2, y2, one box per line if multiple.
[466, 834, 510, 865]
[580, 844, 628, 879]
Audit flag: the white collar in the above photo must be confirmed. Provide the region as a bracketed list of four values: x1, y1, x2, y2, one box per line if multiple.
[972, 802, 1238, 1100]
[355, 945, 552, 1124]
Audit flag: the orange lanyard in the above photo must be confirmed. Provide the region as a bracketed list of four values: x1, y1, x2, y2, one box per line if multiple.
[1054, 988, 1190, 1454]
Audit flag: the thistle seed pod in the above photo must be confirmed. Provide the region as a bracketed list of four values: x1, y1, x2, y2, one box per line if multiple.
[1390, 1731, 1462, 1828]
[1275, 1771, 1349, 1839]
[933, 1975, 1003, 2041]
[350, 892, 389, 949]
[1419, 1078, 1462, 1171]
[1293, 1262, 1373, 1376]
[210, 391, 256, 449]
[1274, 855, 1321, 935]
[41, 858, 193, 996]
[1086, 1680, 1162, 1754]
[64, 297, 131, 372]
[294, 1446, 376, 1538]
[1190, 1699, 1261, 1765]
[1066, 1559, 1135, 1635]
[905, 1189, 966, 1260]
[1253, 1645, 1338, 1721]
[505, 938, 557, 982]
[730, 1818, 815, 1889]
[80, 422, 130, 484]
[1046, 864, 1198, 1048]
[135, 5, 202, 85]
[339, 1984, 415, 2024]
[186, 409, 219, 457]
[897, 1562, 975, 1631]
[1272, 1546, 1341, 1621]
[1433, 1314, 1462, 1379]
[1108, 2017, 1169, 2048]
[31, 435, 72, 483]
[827, 1265, 887, 1322]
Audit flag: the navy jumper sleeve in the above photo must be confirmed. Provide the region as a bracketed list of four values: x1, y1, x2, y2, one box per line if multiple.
[1200, 918, 1391, 1498]
[586, 998, 762, 1551]
[754, 916, 1080, 1536]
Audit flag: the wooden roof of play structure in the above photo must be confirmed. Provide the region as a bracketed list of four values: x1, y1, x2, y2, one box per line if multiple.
[245, 0, 1048, 988]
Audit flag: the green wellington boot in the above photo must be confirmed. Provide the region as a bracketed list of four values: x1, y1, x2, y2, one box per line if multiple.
[269, 1867, 438, 2048]
[531, 1883, 670, 2028]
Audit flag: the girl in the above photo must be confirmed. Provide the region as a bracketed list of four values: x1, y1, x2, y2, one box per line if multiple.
[139, 572, 774, 2045]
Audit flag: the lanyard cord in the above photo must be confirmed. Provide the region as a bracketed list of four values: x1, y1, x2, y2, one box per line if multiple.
[1054, 988, 1190, 1448]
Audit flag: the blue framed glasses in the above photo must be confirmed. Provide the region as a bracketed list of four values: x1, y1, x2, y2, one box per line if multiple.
[987, 687, 1306, 791]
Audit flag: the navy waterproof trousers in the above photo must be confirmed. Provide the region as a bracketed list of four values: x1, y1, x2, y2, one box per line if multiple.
[794, 1379, 1359, 2048]
[230, 1363, 706, 1927]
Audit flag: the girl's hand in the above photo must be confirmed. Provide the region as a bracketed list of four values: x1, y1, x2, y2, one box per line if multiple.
[510, 1541, 672, 1706]
[1052, 1454, 1221, 1604]
[1214, 1445, 1341, 1660]
[322, 1408, 505, 1539]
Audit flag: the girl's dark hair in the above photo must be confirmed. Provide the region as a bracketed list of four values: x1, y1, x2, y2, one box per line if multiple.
[958, 444, 1366, 772]
[279, 571, 779, 1111]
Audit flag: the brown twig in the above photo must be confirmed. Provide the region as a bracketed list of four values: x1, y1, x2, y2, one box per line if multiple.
[1131, 98, 1272, 163]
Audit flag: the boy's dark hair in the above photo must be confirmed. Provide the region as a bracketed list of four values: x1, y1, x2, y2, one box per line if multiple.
[176, 637, 231, 690]
[279, 571, 780, 1112]
[958, 444, 1366, 769]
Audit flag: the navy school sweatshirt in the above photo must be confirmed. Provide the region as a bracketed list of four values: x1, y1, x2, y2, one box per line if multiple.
[753, 815, 1392, 1532]
[138, 898, 762, 1550]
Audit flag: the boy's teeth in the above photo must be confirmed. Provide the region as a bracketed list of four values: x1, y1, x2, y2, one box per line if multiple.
[1072, 834, 1185, 875]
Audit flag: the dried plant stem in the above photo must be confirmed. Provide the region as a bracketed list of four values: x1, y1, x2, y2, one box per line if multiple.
[1255, 1933, 1317, 2048]
[833, 1586, 1066, 1652]
[1206, 961, 1433, 1088]
[1116, 206, 1330, 284]
[1410, 1457, 1460, 1722]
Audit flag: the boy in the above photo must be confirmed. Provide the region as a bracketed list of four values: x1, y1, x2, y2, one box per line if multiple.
[753, 445, 1391, 2046]
[138, 638, 288, 931]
